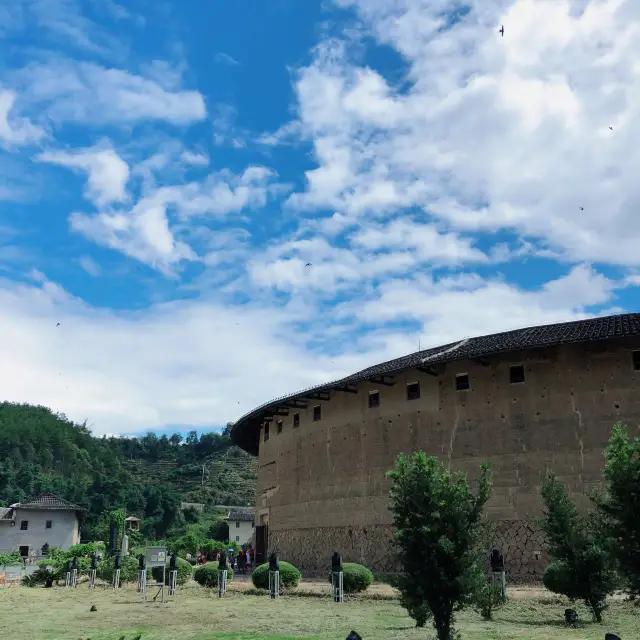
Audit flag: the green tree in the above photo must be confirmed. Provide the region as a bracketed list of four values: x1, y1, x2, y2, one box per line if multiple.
[388, 452, 492, 640]
[596, 422, 640, 598]
[539, 471, 617, 622]
[0, 401, 255, 539]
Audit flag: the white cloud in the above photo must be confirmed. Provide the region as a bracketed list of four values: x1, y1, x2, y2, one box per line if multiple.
[77, 255, 101, 276]
[180, 150, 209, 166]
[13, 59, 206, 126]
[268, 0, 640, 265]
[0, 265, 626, 435]
[68, 165, 286, 272]
[69, 195, 196, 275]
[214, 52, 241, 66]
[0, 89, 45, 146]
[350, 219, 487, 264]
[37, 142, 130, 207]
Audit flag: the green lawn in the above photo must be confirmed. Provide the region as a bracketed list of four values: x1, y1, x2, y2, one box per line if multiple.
[0, 582, 636, 640]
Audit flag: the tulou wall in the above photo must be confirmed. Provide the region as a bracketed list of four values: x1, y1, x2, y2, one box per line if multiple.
[255, 337, 640, 582]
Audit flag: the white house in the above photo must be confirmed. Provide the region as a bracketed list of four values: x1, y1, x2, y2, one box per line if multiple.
[0, 493, 84, 559]
[226, 507, 255, 545]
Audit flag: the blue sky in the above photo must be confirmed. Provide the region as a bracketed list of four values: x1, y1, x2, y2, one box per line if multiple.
[1, 0, 640, 437]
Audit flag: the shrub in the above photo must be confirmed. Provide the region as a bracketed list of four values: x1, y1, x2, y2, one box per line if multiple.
[399, 587, 432, 628]
[23, 566, 60, 588]
[172, 532, 205, 556]
[539, 471, 618, 622]
[252, 561, 301, 590]
[96, 555, 139, 584]
[193, 562, 234, 588]
[0, 552, 21, 565]
[151, 557, 193, 586]
[472, 579, 507, 620]
[328, 563, 373, 593]
[201, 540, 230, 558]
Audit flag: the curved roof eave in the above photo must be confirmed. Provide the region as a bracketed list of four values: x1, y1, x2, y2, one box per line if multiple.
[230, 312, 640, 455]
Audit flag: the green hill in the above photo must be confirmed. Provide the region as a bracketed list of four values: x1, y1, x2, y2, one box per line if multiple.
[0, 402, 256, 540]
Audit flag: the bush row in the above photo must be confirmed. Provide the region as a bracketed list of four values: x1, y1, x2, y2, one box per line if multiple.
[24, 549, 374, 596]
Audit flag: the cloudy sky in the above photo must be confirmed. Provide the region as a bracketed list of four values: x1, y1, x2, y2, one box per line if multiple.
[1, 0, 639, 436]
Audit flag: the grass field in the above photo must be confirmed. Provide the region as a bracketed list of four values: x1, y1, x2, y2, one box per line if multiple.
[0, 580, 637, 640]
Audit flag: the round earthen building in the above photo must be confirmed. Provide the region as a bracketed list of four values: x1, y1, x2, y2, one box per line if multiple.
[231, 313, 640, 580]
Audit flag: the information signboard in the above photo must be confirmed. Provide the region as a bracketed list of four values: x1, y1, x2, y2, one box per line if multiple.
[145, 547, 167, 568]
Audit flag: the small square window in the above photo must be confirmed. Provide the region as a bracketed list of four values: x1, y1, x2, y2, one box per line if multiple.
[509, 365, 525, 384]
[293, 412, 300, 428]
[455, 374, 470, 391]
[276, 419, 283, 434]
[45, 520, 52, 529]
[236, 521, 240, 528]
[632, 351, 640, 371]
[368, 390, 380, 408]
[406, 381, 420, 401]
[20, 520, 28, 531]
[313, 405, 321, 421]
[263, 423, 270, 442]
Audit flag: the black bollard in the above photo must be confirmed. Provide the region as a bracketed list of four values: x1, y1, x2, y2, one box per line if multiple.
[490, 548, 504, 572]
[564, 609, 578, 627]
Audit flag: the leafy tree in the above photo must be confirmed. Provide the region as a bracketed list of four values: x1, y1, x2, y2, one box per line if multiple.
[388, 452, 492, 640]
[0, 402, 254, 541]
[539, 471, 618, 622]
[596, 422, 640, 598]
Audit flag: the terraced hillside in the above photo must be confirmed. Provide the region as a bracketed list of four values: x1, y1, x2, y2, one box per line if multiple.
[123, 445, 257, 507]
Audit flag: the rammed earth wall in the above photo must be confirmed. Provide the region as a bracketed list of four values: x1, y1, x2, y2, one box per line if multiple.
[254, 338, 640, 582]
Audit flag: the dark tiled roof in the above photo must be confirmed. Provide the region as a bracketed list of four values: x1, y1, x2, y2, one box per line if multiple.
[16, 493, 85, 512]
[227, 508, 255, 522]
[231, 313, 640, 455]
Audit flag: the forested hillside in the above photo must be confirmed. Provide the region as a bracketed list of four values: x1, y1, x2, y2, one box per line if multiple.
[0, 402, 256, 540]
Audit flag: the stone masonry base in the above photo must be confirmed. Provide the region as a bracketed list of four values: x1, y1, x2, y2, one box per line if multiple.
[269, 519, 548, 584]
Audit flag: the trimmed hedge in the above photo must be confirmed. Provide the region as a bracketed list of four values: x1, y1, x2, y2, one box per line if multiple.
[252, 561, 301, 590]
[152, 557, 193, 586]
[328, 563, 373, 593]
[96, 555, 139, 583]
[193, 561, 235, 588]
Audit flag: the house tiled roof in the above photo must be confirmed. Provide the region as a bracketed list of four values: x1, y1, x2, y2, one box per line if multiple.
[226, 508, 255, 522]
[16, 493, 85, 512]
[0, 507, 12, 520]
[231, 313, 640, 455]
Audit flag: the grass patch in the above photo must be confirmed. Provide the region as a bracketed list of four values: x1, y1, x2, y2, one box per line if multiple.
[0, 583, 637, 640]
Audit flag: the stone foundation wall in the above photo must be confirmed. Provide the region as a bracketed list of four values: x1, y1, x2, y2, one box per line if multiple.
[269, 519, 548, 583]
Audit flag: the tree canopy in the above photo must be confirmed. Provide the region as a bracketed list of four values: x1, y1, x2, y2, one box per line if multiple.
[0, 402, 255, 540]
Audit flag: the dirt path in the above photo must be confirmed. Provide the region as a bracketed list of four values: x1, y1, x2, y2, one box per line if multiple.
[229, 578, 556, 599]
